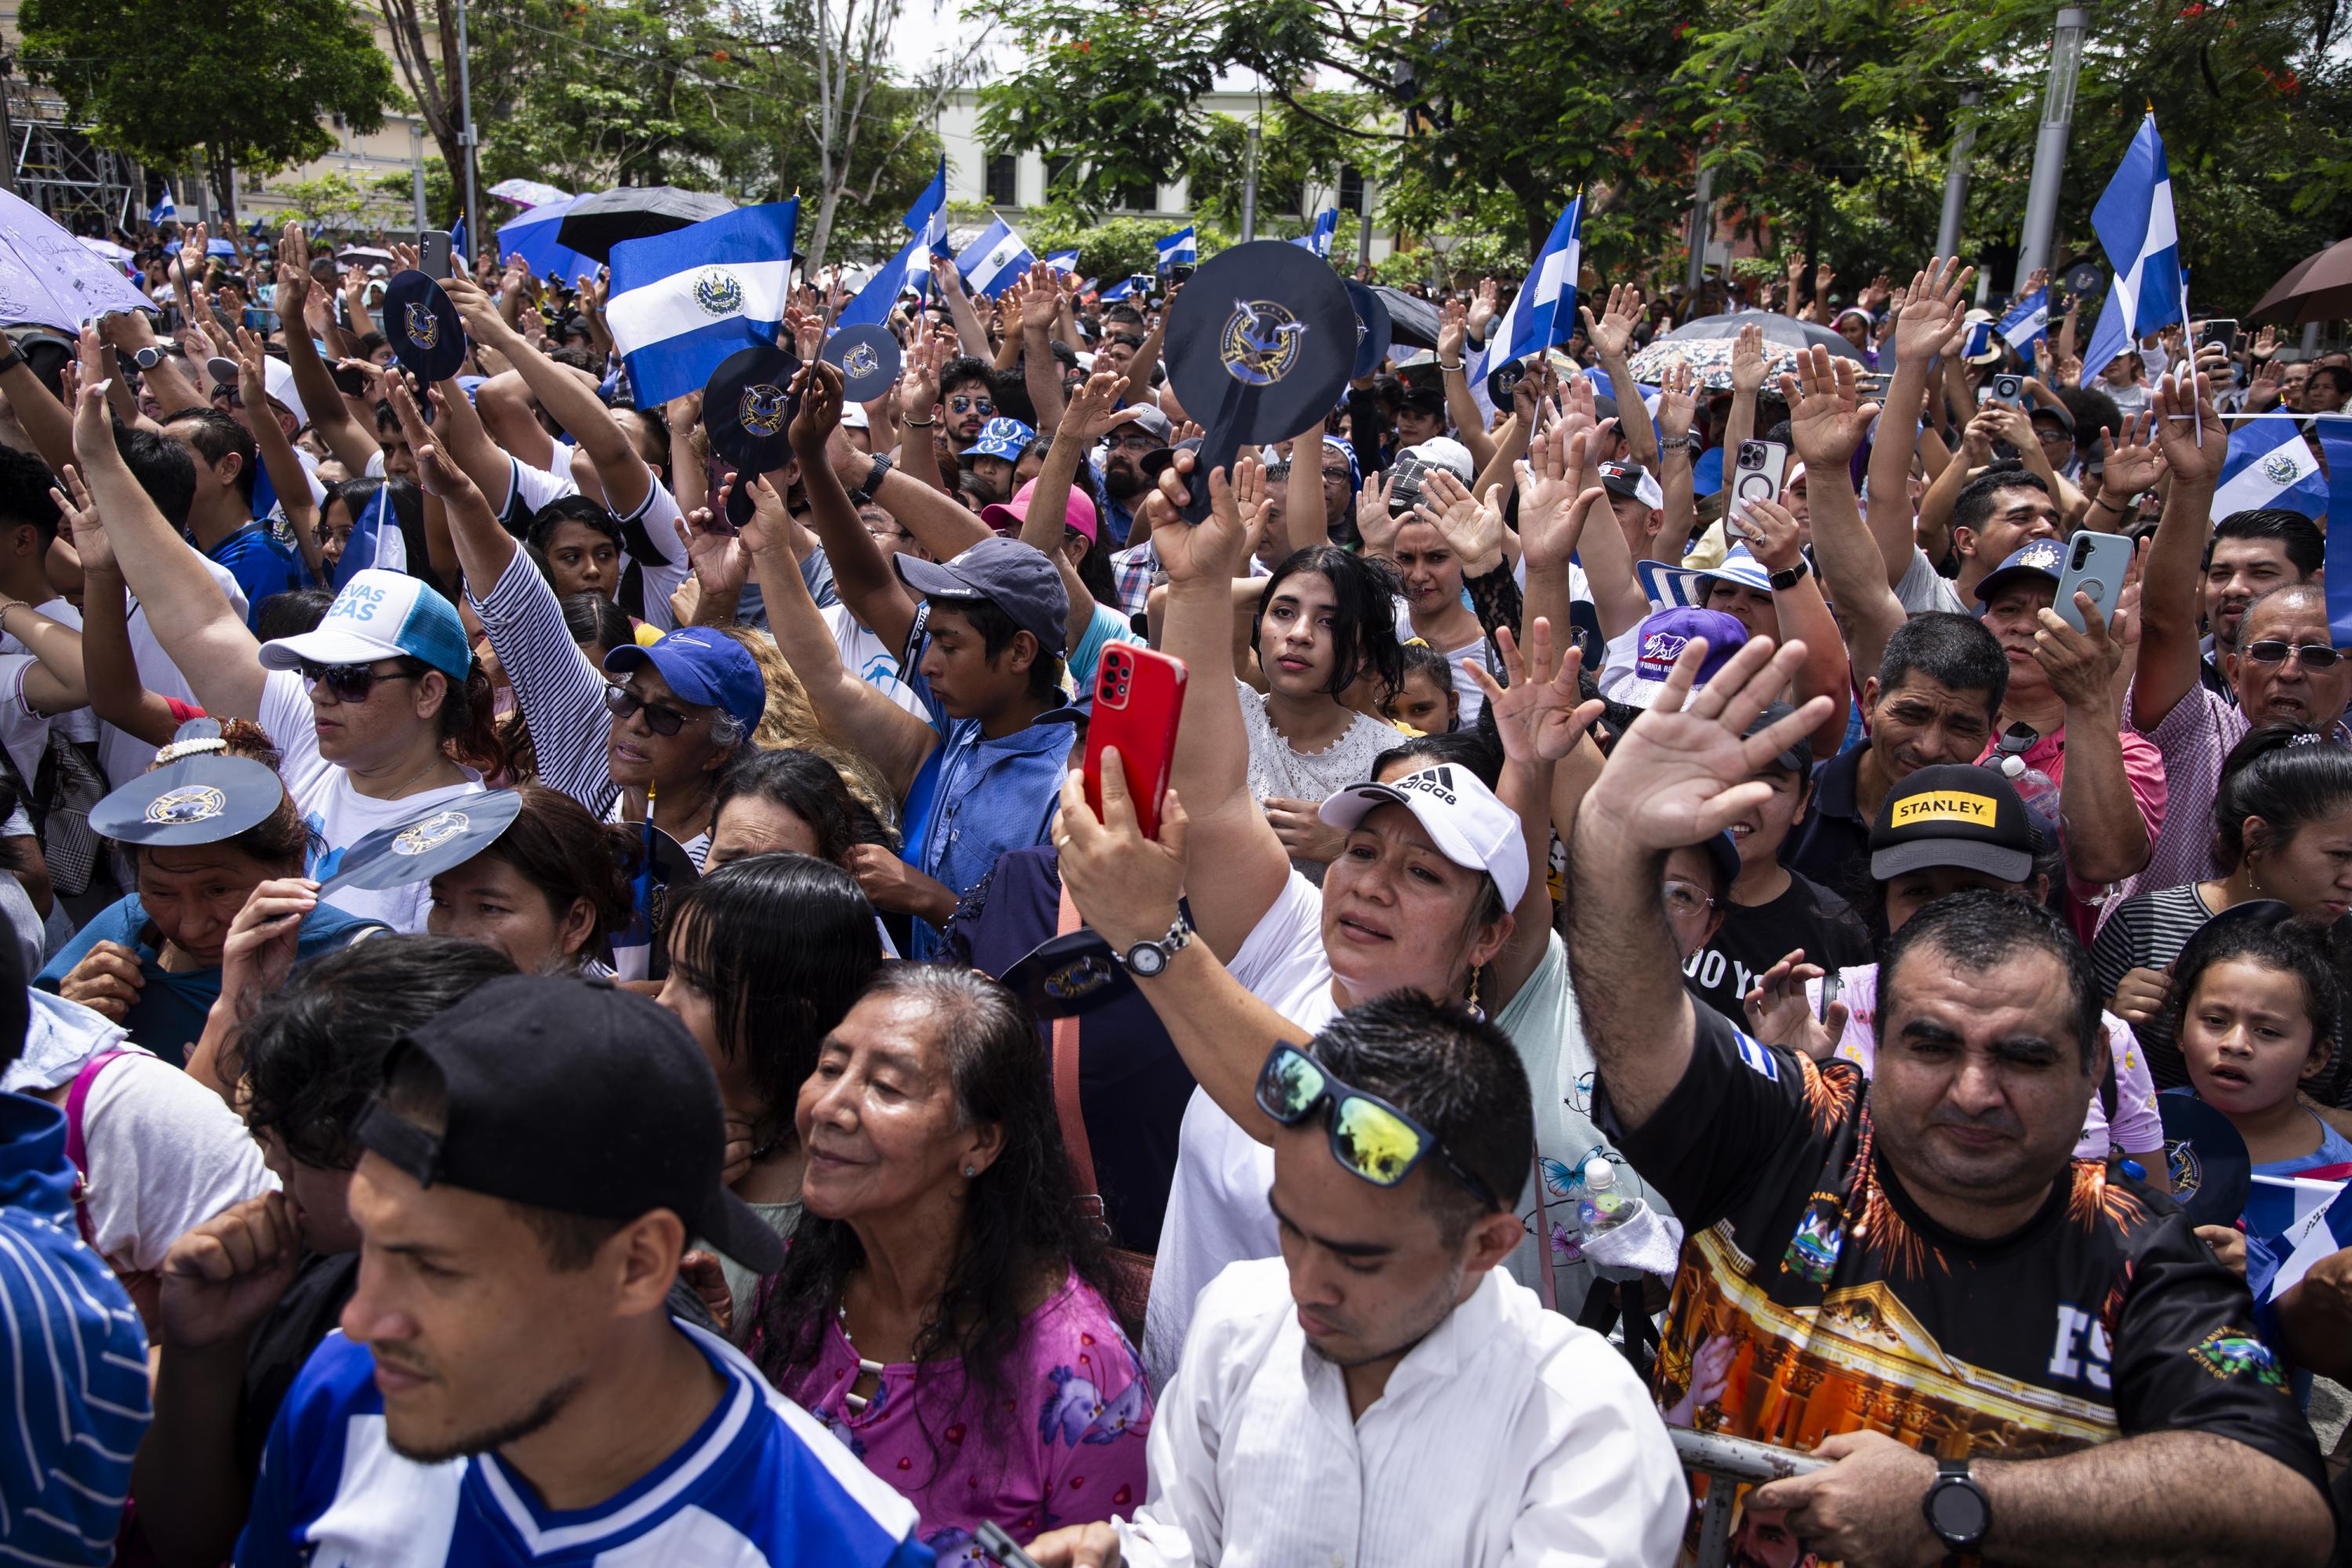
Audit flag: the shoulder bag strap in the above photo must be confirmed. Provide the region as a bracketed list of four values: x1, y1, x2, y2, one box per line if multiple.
[64, 1049, 133, 1248]
[1051, 882, 1105, 1230]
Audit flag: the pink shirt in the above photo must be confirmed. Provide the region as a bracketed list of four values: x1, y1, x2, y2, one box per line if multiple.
[771, 1272, 1151, 1558]
[1976, 722, 2167, 940]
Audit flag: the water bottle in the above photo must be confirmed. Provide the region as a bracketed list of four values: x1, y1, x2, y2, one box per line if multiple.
[1994, 724, 2059, 812]
[1577, 1157, 1630, 1239]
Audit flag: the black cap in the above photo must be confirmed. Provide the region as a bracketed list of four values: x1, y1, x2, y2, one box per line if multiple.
[1746, 700, 1813, 779]
[895, 535, 1071, 659]
[1869, 764, 2035, 884]
[354, 975, 784, 1272]
[383, 270, 466, 382]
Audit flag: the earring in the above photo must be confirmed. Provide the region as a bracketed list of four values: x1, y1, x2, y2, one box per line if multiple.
[964, 1165, 977, 1178]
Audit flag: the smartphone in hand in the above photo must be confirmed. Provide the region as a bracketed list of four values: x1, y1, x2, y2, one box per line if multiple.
[1082, 645, 1188, 841]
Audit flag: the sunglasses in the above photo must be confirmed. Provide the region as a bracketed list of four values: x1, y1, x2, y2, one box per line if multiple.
[298, 661, 415, 702]
[949, 395, 995, 416]
[2243, 641, 2344, 670]
[1254, 1043, 1501, 1207]
[604, 682, 699, 736]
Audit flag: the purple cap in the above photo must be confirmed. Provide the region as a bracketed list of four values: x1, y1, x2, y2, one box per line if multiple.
[1608, 607, 1748, 710]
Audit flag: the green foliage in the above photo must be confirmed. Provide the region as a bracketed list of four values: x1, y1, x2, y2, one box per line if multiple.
[276, 172, 394, 230]
[20, 0, 394, 176]
[1020, 212, 1230, 280]
[1180, 93, 1377, 233]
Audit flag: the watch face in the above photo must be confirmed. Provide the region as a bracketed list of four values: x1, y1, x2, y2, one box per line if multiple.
[1127, 942, 1167, 978]
[1927, 1478, 1991, 1542]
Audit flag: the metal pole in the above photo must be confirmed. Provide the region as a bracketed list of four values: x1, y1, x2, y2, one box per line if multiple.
[453, 0, 482, 258]
[2014, 7, 2089, 292]
[1683, 161, 1715, 295]
[2304, 321, 2323, 356]
[1934, 85, 1984, 261]
[0, 63, 18, 198]
[410, 122, 428, 232]
[1356, 176, 1374, 273]
[1240, 125, 1261, 243]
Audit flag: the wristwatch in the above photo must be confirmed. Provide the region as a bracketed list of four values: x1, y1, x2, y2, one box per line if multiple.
[130, 345, 165, 371]
[1768, 557, 1810, 591]
[848, 452, 894, 505]
[1922, 1455, 1991, 1556]
[1113, 913, 1192, 978]
[0, 348, 23, 375]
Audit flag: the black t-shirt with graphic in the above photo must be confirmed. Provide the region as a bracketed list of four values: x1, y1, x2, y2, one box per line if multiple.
[1683, 870, 1873, 1025]
[1598, 1005, 2325, 1488]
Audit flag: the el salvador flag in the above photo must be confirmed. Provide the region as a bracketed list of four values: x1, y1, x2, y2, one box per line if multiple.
[2091, 112, 2183, 342]
[2212, 415, 2328, 521]
[2245, 1173, 2352, 1305]
[956, 216, 1033, 299]
[1156, 225, 1197, 270]
[1962, 320, 1994, 361]
[906, 157, 949, 252]
[1467, 194, 1582, 416]
[837, 231, 928, 328]
[450, 214, 470, 266]
[604, 200, 799, 410]
[1100, 278, 1135, 302]
[2077, 275, 2134, 387]
[1292, 207, 1338, 259]
[332, 484, 408, 589]
[1045, 249, 1080, 275]
[149, 192, 176, 227]
[1998, 286, 2049, 352]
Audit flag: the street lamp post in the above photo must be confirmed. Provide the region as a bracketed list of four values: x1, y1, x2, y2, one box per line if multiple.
[453, 0, 482, 257]
[2014, 7, 2089, 292]
[1683, 160, 1715, 296]
[1934, 84, 1984, 262]
[410, 122, 428, 233]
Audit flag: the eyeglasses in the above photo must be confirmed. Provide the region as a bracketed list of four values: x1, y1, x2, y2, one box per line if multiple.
[1661, 879, 1717, 919]
[311, 523, 353, 546]
[603, 682, 700, 736]
[1106, 434, 1158, 454]
[298, 661, 416, 702]
[2244, 641, 2345, 670]
[1254, 1042, 1501, 1207]
[1322, 467, 1353, 485]
[948, 395, 995, 416]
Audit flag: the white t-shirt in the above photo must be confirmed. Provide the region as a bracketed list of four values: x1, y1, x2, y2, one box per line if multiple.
[822, 604, 924, 717]
[80, 1047, 278, 1275]
[2, 596, 97, 747]
[100, 556, 251, 789]
[258, 668, 485, 932]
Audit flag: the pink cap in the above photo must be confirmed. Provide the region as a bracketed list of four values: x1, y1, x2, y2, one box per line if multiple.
[981, 478, 1098, 543]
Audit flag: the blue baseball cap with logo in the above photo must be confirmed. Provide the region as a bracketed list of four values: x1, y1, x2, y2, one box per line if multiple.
[1973, 537, 2067, 605]
[960, 416, 1035, 465]
[258, 568, 471, 681]
[604, 628, 767, 735]
[1606, 606, 1748, 710]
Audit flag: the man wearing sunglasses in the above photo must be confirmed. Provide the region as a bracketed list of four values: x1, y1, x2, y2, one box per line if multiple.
[2131, 372, 2352, 898]
[1096, 404, 1171, 553]
[938, 357, 999, 456]
[1025, 999, 1686, 1568]
[1568, 631, 2330, 1568]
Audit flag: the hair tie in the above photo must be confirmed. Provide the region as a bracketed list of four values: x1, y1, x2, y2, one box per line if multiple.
[1402, 637, 1430, 649]
[152, 736, 228, 764]
[2288, 731, 2325, 746]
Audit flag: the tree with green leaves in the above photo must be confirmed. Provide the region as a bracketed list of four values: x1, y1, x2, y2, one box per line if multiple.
[19, 0, 395, 220]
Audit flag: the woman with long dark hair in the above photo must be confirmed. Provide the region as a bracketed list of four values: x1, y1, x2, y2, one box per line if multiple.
[658, 853, 885, 1327]
[750, 964, 1149, 1552]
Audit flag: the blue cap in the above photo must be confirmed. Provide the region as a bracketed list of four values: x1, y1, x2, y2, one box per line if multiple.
[604, 628, 766, 735]
[895, 535, 1071, 659]
[259, 568, 472, 681]
[1973, 537, 2067, 604]
[961, 416, 1035, 464]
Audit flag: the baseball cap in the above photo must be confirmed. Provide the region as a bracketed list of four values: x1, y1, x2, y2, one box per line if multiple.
[895, 535, 1071, 659]
[205, 354, 308, 427]
[1124, 405, 1174, 445]
[1398, 385, 1448, 419]
[2028, 400, 2076, 433]
[354, 975, 785, 1273]
[983, 477, 1098, 543]
[604, 626, 767, 735]
[1746, 700, 1813, 779]
[1396, 437, 1474, 484]
[1607, 606, 1748, 710]
[839, 400, 869, 430]
[1636, 545, 1773, 614]
[1870, 764, 2036, 884]
[1318, 763, 1529, 908]
[1973, 537, 2067, 604]
[960, 416, 1034, 465]
[258, 568, 470, 681]
[1600, 460, 1666, 511]
[1141, 434, 1200, 482]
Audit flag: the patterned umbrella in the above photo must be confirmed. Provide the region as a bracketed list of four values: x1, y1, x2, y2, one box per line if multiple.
[1628, 309, 1865, 391]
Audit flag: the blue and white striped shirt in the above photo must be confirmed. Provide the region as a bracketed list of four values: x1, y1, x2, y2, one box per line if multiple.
[0, 1091, 151, 1567]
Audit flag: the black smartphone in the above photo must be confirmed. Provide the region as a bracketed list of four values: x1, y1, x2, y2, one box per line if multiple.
[2199, 318, 2240, 354]
[328, 362, 369, 398]
[420, 230, 454, 281]
[1168, 263, 1195, 285]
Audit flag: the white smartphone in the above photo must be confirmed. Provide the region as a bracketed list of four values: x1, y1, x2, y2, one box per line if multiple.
[1728, 438, 1788, 536]
[2053, 531, 2133, 633]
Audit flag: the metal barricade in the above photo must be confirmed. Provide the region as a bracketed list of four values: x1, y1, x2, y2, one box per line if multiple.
[1669, 1427, 1828, 1568]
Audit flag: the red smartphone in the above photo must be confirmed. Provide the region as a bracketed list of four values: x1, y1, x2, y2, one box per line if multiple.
[1083, 644, 1187, 840]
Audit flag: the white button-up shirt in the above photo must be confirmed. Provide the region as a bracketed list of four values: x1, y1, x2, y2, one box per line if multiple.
[1119, 1258, 1688, 1567]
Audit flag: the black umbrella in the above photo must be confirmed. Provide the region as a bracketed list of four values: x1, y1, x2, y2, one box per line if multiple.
[555, 187, 738, 264]
[1367, 284, 1443, 351]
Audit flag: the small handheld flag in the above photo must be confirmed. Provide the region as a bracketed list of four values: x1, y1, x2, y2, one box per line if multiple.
[1155, 225, 1198, 271]
[956, 217, 1034, 299]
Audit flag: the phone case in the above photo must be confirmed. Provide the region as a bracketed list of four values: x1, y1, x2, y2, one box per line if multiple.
[1729, 440, 1788, 532]
[2053, 532, 2133, 633]
[1083, 645, 1188, 841]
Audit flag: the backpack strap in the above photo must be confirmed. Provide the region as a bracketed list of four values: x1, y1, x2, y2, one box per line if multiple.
[64, 1050, 133, 1249]
[1050, 881, 1107, 1236]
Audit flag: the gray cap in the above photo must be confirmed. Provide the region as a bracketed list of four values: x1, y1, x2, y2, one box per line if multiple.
[895, 535, 1071, 659]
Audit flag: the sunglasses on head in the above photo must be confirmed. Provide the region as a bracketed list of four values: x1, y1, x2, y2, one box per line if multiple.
[949, 395, 995, 416]
[1254, 1042, 1501, 1207]
[604, 682, 699, 736]
[297, 660, 415, 702]
[2244, 641, 2344, 670]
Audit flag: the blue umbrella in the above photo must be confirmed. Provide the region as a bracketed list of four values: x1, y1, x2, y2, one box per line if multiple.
[205, 238, 236, 258]
[0, 190, 158, 328]
[498, 194, 596, 284]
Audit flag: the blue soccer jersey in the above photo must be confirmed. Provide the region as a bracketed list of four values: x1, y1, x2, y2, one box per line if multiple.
[236, 1319, 932, 1568]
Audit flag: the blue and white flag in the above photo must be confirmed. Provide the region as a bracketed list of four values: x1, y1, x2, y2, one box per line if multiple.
[2091, 112, 2183, 342]
[1044, 249, 1080, 275]
[2245, 1173, 2352, 1306]
[1099, 277, 1135, 302]
[956, 216, 1033, 299]
[837, 231, 928, 328]
[1293, 207, 1338, 259]
[1998, 286, 2049, 352]
[1155, 225, 1197, 271]
[605, 199, 799, 409]
[1467, 193, 1583, 414]
[2077, 278, 2133, 387]
[149, 192, 176, 227]
[2212, 414, 2328, 521]
[332, 484, 408, 590]
[1962, 320, 1994, 361]
[449, 214, 470, 267]
[905, 157, 949, 252]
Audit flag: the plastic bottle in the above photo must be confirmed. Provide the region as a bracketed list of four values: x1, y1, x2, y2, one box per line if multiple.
[1577, 1156, 1628, 1238]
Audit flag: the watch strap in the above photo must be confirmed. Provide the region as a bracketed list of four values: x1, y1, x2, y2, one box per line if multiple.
[850, 452, 893, 504]
[1768, 557, 1809, 590]
[0, 349, 25, 374]
[1117, 913, 1191, 971]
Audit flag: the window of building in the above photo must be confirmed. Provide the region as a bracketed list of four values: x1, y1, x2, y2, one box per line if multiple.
[1045, 155, 1077, 196]
[1114, 177, 1157, 212]
[1338, 165, 1366, 214]
[985, 152, 1018, 207]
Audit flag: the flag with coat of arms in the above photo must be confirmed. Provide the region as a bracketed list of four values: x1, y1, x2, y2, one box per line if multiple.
[604, 200, 800, 409]
[956, 217, 1034, 299]
[2211, 414, 2328, 521]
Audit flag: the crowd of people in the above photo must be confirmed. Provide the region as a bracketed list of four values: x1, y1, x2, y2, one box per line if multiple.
[0, 204, 2347, 1568]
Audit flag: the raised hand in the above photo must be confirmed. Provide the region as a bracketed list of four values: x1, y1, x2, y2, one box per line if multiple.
[673, 503, 750, 604]
[1060, 366, 1133, 441]
[1744, 949, 1845, 1059]
[1778, 344, 1882, 470]
[440, 272, 515, 349]
[789, 358, 845, 456]
[898, 331, 945, 419]
[2099, 411, 2165, 499]
[1468, 618, 1602, 764]
[1411, 467, 1504, 576]
[1890, 257, 1973, 365]
[1467, 276, 1500, 343]
[1730, 322, 1768, 395]
[1020, 263, 1062, 332]
[1438, 296, 1468, 365]
[2151, 371, 2223, 488]
[1579, 283, 1644, 361]
[1149, 451, 1258, 584]
[50, 464, 111, 575]
[1738, 494, 1805, 571]
[1356, 472, 1402, 558]
[1515, 424, 1603, 573]
[1655, 361, 1698, 443]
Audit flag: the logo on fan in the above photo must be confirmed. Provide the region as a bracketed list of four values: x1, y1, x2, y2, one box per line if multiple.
[393, 810, 470, 856]
[404, 301, 441, 350]
[739, 383, 789, 437]
[1218, 299, 1307, 387]
[2165, 1135, 2203, 1200]
[2261, 451, 2304, 485]
[692, 269, 745, 317]
[841, 342, 881, 381]
[145, 785, 226, 826]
